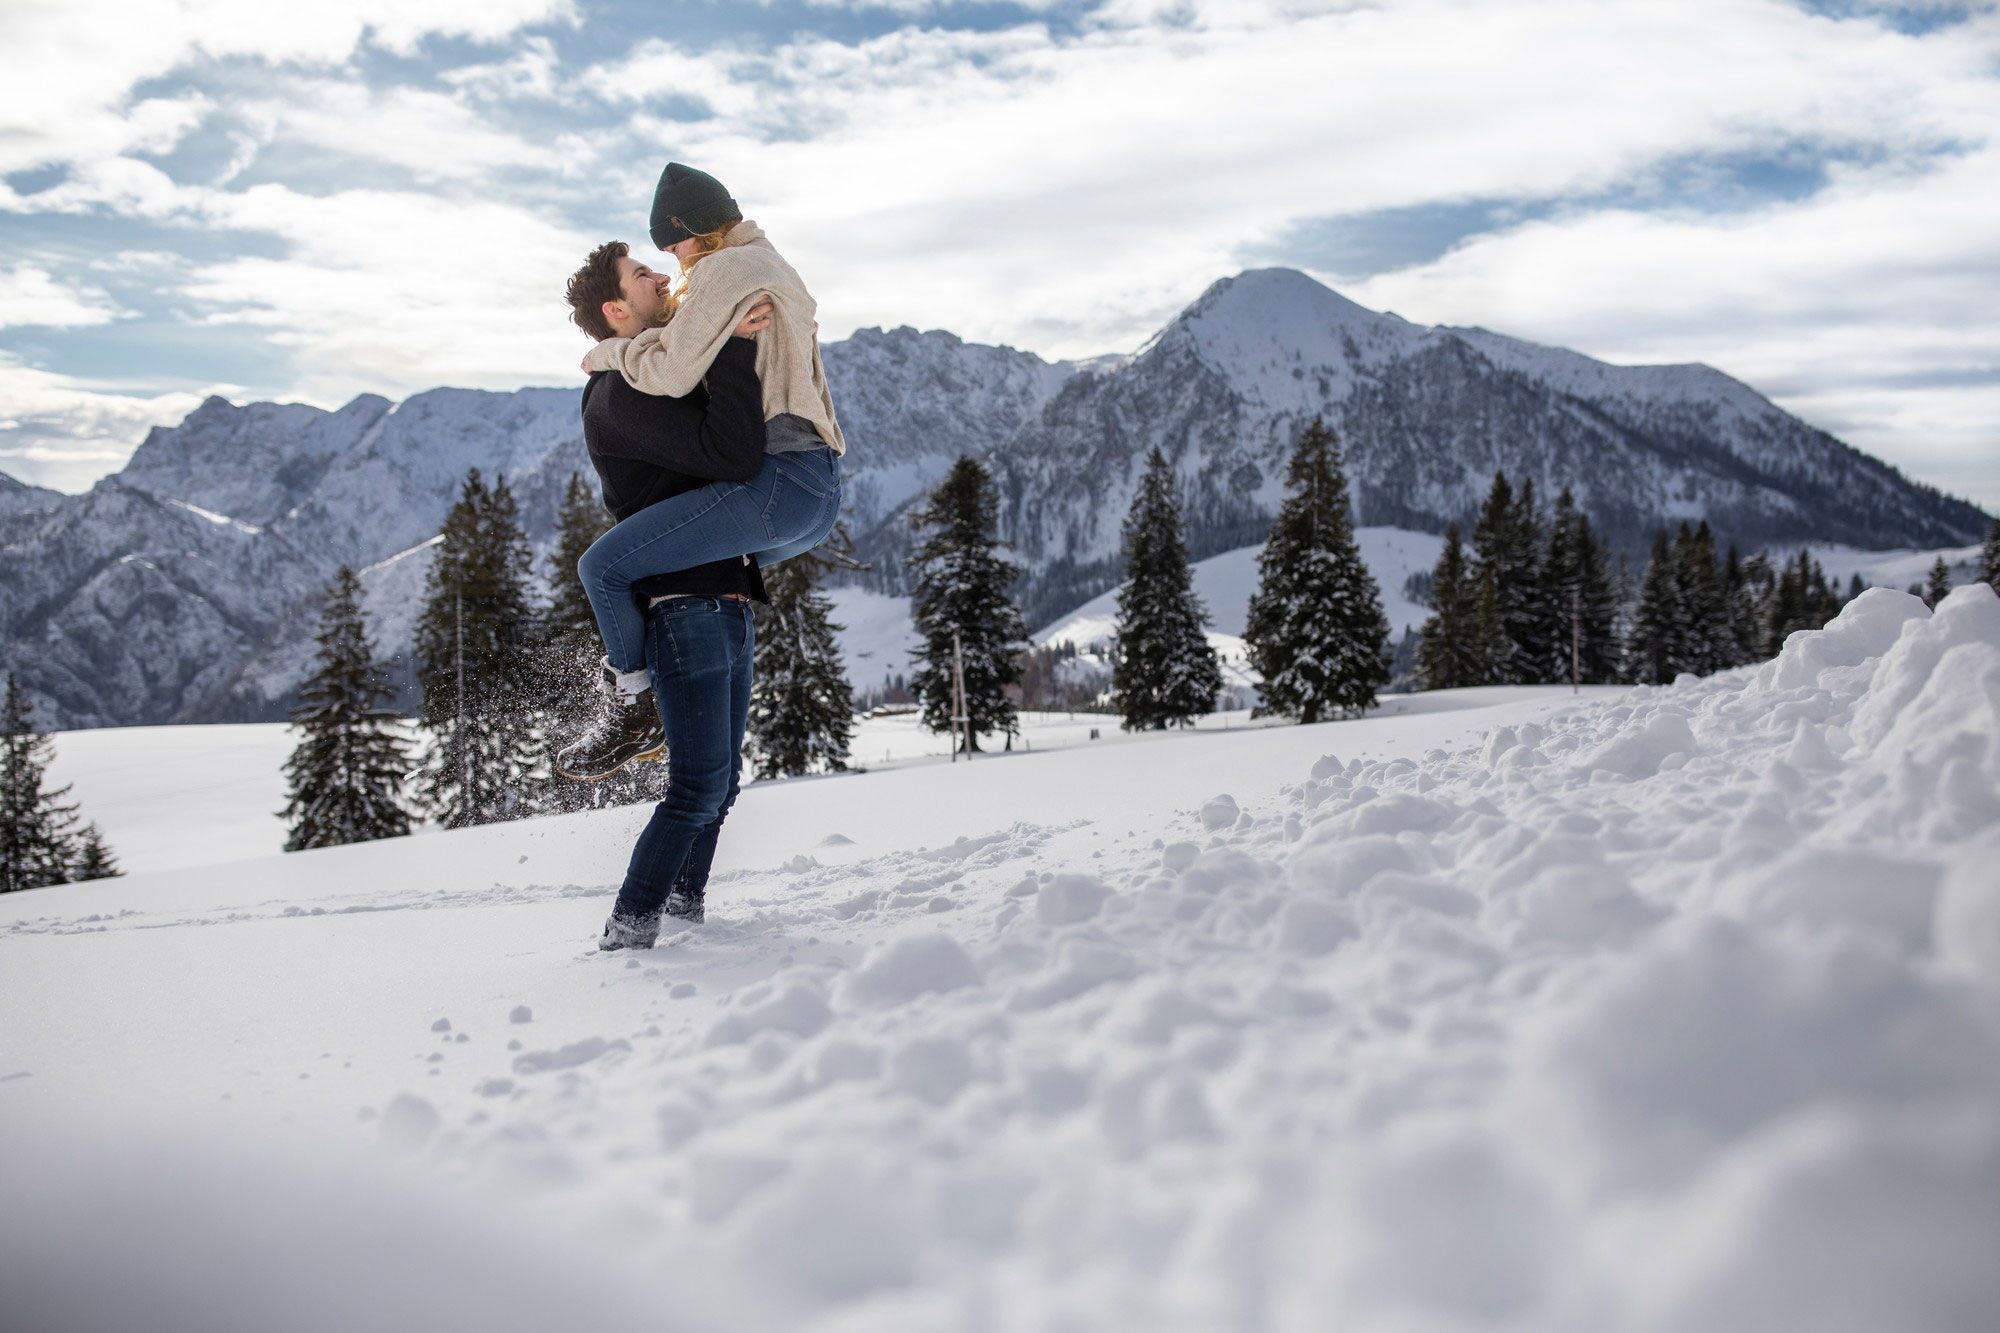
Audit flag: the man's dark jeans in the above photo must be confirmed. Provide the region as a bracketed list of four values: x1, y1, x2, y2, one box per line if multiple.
[613, 595, 754, 920]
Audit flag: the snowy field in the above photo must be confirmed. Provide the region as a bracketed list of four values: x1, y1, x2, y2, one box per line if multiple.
[7, 586, 2000, 1331]
[44, 707, 1333, 877]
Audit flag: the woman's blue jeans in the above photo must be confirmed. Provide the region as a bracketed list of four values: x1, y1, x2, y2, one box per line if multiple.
[614, 595, 754, 919]
[579, 446, 840, 674]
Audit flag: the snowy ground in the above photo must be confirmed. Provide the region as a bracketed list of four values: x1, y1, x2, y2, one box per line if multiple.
[1806, 540, 1986, 592]
[46, 706, 1328, 877]
[7, 587, 2000, 1331]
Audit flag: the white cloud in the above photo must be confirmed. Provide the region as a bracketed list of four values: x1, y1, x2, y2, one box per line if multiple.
[3, 0, 1997, 506]
[0, 353, 208, 491]
[179, 185, 601, 398]
[0, 1, 578, 173]
[442, 35, 563, 102]
[0, 266, 131, 330]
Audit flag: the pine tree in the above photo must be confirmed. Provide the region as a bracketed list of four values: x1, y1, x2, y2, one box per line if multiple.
[1845, 572, 1866, 603]
[70, 823, 119, 881]
[1732, 553, 1776, 665]
[1469, 472, 1546, 684]
[1572, 514, 1621, 682]
[415, 470, 542, 827]
[1627, 530, 1681, 685]
[1416, 523, 1488, 690]
[908, 457, 1029, 752]
[535, 474, 655, 811]
[1112, 448, 1224, 729]
[281, 566, 413, 850]
[1924, 555, 1951, 609]
[1, 673, 84, 893]
[1674, 521, 1726, 676]
[1982, 519, 2000, 594]
[1538, 489, 1619, 685]
[1244, 418, 1390, 722]
[545, 471, 608, 669]
[749, 538, 856, 778]
[1800, 550, 1841, 631]
[1510, 478, 1557, 681]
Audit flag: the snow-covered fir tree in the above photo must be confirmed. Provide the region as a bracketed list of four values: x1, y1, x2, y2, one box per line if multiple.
[749, 534, 856, 778]
[543, 471, 608, 671]
[281, 566, 413, 851]
[1627, 530, 1681, 685]
[536, 473, 655, 811]
[1924, 555, 1952, 609]
[1244, 418, 1389, 722]
[1468, 471, 1547, 685]
[908, 457, 1029, 752]
[1764, 549, 1841, 657]
[1416, 523, 1490, 690]
[1541, 489, 1620, 684]
[1, 672, 86, 893]
[1674, 522, 1727, 675]
[1722, 548, 1765, 669]
[415, 470, 542, 827]
[1111, 447, 1223, 730]
[70, 822, 119, 881]
[1983, 518, 2000, 593]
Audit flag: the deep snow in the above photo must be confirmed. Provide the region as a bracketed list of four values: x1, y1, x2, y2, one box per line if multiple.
[6, 586, 2000, 1331]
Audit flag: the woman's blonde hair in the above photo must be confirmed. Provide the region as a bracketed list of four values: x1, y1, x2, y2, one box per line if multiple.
[675, 222, 739, 277]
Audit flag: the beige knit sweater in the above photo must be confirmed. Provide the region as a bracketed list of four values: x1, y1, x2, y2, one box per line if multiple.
[581, 220, 846, 455]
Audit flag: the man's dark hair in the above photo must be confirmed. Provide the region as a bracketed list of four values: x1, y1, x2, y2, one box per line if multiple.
[565, 240, 628, 342]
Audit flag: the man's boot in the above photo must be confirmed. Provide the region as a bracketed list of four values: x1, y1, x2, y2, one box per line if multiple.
[557, 661, 665, 781]
[598, 910, 660, 951]
[663, 885, 705, 926]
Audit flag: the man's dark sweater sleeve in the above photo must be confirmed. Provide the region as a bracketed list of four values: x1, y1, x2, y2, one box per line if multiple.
[592, 337, 768, 483]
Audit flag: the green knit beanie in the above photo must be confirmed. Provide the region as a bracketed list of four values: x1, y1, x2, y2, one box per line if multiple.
[649, 162, 740, 249]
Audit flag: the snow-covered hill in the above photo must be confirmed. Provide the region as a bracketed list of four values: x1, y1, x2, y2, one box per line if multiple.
[5, 585, 1998, 1331]
[3, 269, 1988, 729]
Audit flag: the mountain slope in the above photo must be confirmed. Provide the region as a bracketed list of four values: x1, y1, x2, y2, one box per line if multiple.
[986, 269, 1987, 621]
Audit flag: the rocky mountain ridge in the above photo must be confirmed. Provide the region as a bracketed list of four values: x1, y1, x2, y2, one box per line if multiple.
[1, 269, 1986, 727]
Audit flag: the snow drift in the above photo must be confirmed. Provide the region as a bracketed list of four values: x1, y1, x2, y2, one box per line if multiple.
[4, 587, 1998, 1331]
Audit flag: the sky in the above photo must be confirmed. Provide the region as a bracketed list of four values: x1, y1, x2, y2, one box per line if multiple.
[0, 0, 1995, 514]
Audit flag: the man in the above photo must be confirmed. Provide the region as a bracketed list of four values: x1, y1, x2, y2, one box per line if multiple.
[563, 240, 774, 949]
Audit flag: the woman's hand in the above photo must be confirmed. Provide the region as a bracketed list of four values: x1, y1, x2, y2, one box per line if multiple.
[733, 298, 775, 339]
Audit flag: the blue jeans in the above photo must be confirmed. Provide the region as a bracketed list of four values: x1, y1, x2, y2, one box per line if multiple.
[614, 595, 755, 919]
[580, 446, 840, 674]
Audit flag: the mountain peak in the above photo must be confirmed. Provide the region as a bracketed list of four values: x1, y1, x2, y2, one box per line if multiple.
[1155, 266, 1424, 412]
[1191, 268, 1395, 328]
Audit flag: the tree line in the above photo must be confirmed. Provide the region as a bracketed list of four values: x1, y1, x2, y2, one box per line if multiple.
[34, 436, 1991, 870]
[895, 420, 2000, 753]
[1, 674, 119, 892]
[279, 467, 860, 851]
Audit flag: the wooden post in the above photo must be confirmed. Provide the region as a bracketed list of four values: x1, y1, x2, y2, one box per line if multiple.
[1570, 586, 1581, 694]
[455, 590, 469, 806]
[951, 628, 969, 760]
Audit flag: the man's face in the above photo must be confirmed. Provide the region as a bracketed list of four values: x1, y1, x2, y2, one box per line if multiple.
[609, 255, 672, 331]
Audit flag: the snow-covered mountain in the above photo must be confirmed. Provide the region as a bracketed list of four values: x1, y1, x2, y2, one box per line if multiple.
[0, 469, 64, 545]
[1, 269, 1988, 728]
[978, 269, 1988, 621]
